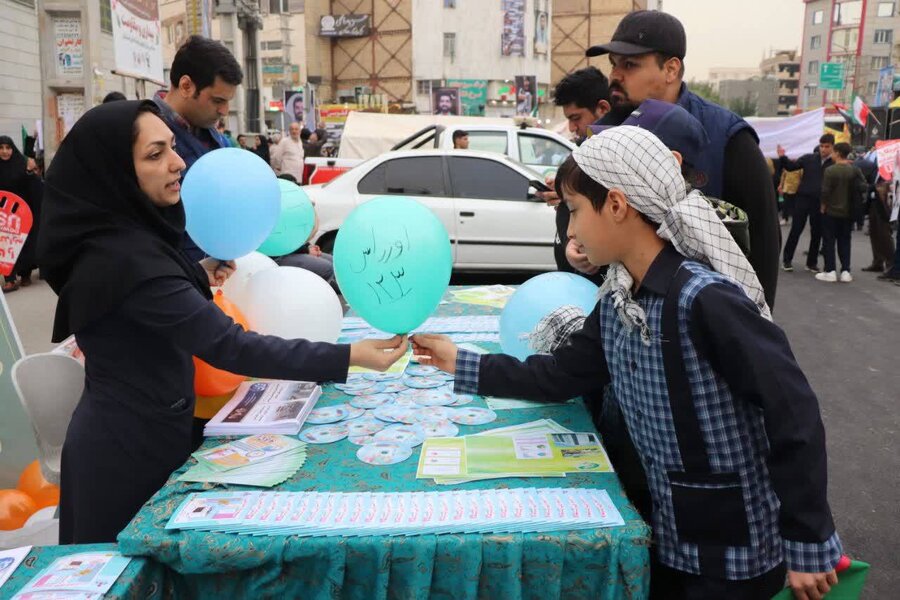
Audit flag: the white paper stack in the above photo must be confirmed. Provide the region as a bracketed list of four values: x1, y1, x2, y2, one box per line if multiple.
[165, 487, 625, 538]
[204, 380, 321, 437]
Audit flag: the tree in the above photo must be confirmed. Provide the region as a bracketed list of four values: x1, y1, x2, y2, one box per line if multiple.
[687, 80, 723, 105]
[728, 94, 758, 117]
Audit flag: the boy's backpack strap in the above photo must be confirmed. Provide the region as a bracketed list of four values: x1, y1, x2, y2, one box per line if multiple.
[661, 261, 731, 577]
[661, 262, 711, 473]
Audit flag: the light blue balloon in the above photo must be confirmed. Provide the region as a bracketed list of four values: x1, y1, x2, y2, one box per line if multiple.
[334, 196, 452, 334]
[257, 179, 316, 257]
[500, 272, 599, 361]
[182, 148, 280, 260]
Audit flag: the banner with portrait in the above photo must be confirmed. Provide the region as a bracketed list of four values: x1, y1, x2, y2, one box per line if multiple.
[284, 90, 305, 124]
[515, 75, 537, 116]
[501, 0, 525, 57]
[447, 79, 488, 116]
[432, 87, 462, 116]
[534, 0, 549, 56]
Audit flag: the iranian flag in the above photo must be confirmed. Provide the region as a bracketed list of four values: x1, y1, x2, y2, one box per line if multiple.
[852, 96, 870, 126]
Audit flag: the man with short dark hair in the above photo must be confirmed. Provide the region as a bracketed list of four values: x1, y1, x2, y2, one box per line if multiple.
[816, 142, 867, 282]
[548, 67, 611, 283]
[153, 35, 243, 261]
[452, 130, 469, 149]
[777, 134, 836, 273]
[588, 10, 780, 308]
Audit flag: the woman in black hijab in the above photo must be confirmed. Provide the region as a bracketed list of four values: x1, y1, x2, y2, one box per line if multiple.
[0, 135, 41, 291]
[39, 100, 407, 544]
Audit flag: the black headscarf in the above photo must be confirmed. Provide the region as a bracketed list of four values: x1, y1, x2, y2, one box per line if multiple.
[0, 135, 28, 197]
[38, 100, 212, 342]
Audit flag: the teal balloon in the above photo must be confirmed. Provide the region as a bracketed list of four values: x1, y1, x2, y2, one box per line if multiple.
[182, 148, 280, 260]
[257, 180, 316, 257]
[334, 196, 452, 334]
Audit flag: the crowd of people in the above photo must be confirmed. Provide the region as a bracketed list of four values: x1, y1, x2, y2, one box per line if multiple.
[4, 8, 893, 599]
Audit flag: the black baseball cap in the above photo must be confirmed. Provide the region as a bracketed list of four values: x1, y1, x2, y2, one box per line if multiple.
[586, 10, 686, 60]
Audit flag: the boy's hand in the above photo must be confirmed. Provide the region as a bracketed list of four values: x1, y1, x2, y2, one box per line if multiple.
[350, 336, 408, 371]
[566, 239, 600, 275]
[410, 334, 458, 374]
[787, 569, 838, 600]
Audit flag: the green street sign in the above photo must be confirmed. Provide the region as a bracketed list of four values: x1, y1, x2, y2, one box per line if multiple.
[820, 62, 846, 90]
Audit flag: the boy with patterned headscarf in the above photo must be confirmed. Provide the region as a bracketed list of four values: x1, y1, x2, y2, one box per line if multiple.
[412, 126, 842, 599]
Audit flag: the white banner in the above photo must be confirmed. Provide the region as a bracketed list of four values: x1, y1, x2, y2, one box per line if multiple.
[748, 108, 826, 159]
[111, 0, 164, 84]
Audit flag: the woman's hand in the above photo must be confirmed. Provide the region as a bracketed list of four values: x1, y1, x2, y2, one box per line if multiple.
[410, 334, 459, 374]
[350, 335, 408, 371]
[200, 258, 236, 287]
[308, 244, 323, 258]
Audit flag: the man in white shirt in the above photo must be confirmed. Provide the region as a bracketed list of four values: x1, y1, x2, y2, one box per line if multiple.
[271, 121, 305, 179]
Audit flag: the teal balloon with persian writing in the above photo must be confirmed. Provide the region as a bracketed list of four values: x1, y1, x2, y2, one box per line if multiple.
[334, 196, 452, 333]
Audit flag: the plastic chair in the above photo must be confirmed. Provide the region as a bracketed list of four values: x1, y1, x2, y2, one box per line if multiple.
[11, 352, 85, 485]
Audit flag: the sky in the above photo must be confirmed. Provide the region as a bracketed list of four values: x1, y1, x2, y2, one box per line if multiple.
[660, 0, 807, 81]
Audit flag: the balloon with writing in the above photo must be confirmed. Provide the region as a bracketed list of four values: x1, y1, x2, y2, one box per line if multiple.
[333, 196, 452, 334]
[0, 191, 33, 277]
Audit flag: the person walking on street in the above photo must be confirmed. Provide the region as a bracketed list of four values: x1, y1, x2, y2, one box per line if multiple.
[865, 180, 896, 275]
[0, 135, 42, 292]
[816, 142, 866, 283]
[271, 122, 305, 181]
[777, 135, 835, 273]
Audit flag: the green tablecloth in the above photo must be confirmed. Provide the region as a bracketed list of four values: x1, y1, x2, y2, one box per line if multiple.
[117, 290, 651, 599]
[1, 543, 169, 599]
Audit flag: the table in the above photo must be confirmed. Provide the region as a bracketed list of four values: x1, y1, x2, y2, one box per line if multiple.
[117, 289, 652, 599]
[0, 543, 170, 599]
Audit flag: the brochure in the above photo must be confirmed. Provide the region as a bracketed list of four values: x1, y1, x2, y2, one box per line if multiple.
[0, 546, 31, 591]
[204, 380, 321, 436]
[165, 488, 624, 538]
[12, 551, 131, 599]
[418, 430, 613, 482]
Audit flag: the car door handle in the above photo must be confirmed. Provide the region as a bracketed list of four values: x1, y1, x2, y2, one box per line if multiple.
[460, 211, 475, 217]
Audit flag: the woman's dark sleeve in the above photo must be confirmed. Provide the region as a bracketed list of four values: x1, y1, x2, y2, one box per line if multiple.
[122, 276, 350, 383]
[723, 129, 781, 309]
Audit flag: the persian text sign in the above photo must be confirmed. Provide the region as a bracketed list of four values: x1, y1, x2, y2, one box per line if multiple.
[111, 0, 164, 83]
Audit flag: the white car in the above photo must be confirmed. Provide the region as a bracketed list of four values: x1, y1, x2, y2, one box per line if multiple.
[306, 149, 558, 272]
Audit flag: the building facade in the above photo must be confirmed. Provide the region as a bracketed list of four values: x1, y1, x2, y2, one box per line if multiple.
[718, 78, 778, 117]
[799, 0, 900, 109]
[550, 0, 646, 87]
[760, 49, 800, 115]
[0, 0, 42, 145]
[708, 66, 760, 92]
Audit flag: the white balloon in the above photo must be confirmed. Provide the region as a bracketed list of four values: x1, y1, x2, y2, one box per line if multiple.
[219, 252, 278, 312]
[243, 267, 343, 343]
[25, 505, 58, 526]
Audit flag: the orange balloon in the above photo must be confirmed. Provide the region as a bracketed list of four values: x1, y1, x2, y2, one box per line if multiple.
[193, 291, 250, 401]
[194, 393, 233, 421]
[16, 460, 60, 510]
[0, 489, 38, 530]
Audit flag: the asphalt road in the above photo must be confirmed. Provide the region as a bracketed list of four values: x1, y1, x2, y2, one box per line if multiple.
[6, 226, 897, 596]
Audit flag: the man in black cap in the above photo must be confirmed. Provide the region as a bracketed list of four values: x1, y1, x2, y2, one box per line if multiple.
[587, 10, 780, 310]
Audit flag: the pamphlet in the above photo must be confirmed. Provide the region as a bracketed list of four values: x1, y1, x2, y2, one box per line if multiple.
[165, 488, 625, 538]
[204, 380, 321, 436]
[0, 546, 31, 591]
[12, 551, 131, 599]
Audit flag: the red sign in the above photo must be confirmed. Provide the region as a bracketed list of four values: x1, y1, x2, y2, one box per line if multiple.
[268, 100, 284, 111]
[0, 191, 34, 277]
